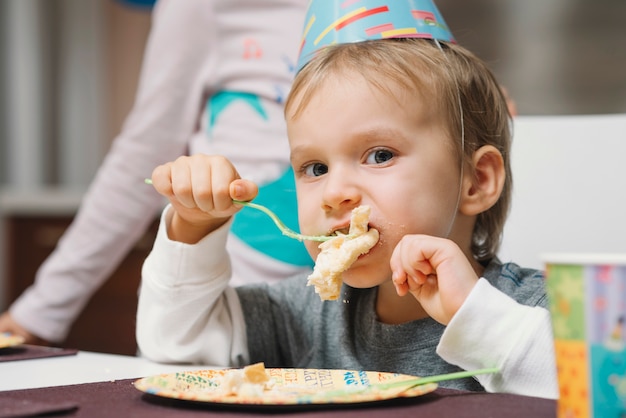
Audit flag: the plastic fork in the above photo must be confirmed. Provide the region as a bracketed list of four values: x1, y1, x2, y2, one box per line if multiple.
[145, 178, 332, 242]
[231, 200, 333, 242]
[313, 367, 500, 400]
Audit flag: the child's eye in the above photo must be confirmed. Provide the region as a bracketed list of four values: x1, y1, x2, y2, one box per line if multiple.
[365, 148, 395, 165]
[303, 162, 328, 177]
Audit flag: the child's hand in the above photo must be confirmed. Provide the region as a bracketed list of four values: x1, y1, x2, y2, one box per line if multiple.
[390, 235, 479, 325]
[150, 155, 258, 243]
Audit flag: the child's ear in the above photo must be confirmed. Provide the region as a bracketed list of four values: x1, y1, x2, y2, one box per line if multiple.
[459, 145, 505, 216]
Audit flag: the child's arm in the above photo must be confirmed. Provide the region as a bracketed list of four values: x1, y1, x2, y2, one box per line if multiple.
[390, 235, 558, 399]
[136, 154, 257, 365]
[436, 279, 558, 399]
[136, 204, 249, 365]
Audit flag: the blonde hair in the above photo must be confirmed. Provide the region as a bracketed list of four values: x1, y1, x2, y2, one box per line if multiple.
[286, 39, 512, 262]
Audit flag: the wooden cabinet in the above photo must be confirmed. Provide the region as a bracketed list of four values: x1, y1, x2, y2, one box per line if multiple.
[4, 214, 158, 356]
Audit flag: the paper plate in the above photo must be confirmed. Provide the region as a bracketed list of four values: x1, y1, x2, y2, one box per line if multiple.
[134, 368, 437, 406]
[0, 332, 25, 349]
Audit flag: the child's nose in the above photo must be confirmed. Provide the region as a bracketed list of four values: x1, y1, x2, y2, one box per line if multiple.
[321, 169, 361, 212]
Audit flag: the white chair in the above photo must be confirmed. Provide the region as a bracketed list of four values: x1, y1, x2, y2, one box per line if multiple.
[498, 114, 626, 270]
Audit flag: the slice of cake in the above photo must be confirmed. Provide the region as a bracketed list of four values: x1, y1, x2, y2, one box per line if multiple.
[221, 362, 273, 397]
[307, 206, 379, 300]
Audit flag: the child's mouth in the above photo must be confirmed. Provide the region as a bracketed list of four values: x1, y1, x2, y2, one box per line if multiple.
[330, 226, 350, 236]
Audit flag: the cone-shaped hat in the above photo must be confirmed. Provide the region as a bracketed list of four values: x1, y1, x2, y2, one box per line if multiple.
[296, 0, 455, 72]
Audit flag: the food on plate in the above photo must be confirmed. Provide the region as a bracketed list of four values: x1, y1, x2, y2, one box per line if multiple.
[221, 362, 274, 397]
[0, 332, 25, 349]
[307, 205, 379, 300]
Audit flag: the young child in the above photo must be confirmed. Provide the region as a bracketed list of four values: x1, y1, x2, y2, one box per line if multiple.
[137, 1, 557, 399]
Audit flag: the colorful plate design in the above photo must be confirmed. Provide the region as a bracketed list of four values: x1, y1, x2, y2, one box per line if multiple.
[0, 332, 25, 349]
[134, 368, 437, 406]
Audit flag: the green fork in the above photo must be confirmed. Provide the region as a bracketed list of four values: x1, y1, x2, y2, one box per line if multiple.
[313, 367, 500, 400]
[145, 178, 332, 242]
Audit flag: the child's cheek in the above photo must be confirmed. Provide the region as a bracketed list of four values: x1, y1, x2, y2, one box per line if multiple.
[304, 241, 321, 260]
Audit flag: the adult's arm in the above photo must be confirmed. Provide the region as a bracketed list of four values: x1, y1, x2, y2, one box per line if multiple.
[6, 0, 216, 343]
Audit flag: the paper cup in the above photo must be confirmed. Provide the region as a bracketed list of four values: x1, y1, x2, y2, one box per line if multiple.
[544, 253, 626, 418]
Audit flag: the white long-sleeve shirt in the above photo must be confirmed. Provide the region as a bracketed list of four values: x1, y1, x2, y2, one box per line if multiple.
[10, 0, 311, 342]
[137, 206, 559, 399]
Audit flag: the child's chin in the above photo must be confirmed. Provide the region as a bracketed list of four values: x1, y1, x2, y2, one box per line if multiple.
[343, 268, 388, 289]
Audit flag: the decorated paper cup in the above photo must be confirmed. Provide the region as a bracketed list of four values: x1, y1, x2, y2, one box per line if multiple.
[544, 253, 626, 418]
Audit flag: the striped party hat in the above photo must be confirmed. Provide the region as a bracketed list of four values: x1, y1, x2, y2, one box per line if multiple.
[296, 0, 455, 72]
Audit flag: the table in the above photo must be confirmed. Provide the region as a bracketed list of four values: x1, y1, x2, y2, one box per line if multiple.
[0, 349, 209, 392]
[0, 349, 557, 417]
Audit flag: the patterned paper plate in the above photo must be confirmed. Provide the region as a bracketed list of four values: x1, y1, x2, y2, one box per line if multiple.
[0, 332, 25, 349]
[134, 368, 437, 406]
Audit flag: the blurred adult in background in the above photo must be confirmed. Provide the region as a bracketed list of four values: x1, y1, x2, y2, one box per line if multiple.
[0, 0, 311, 344]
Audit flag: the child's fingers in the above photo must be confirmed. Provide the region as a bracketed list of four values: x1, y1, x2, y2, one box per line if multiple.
[230, 179, 258, 202]
[190, 156, 238, 213]
[390, 236, 436, 278]
[390, 238, 432, 297]
[150, 163, 176, 198]
[151, 155, 246, 216]
[391, 235, 480, 323]
[170, 160, 197, 209]
[391, 269, 409, 296]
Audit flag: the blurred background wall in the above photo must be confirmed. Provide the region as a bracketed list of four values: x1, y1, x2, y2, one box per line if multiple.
[0, 0, 625, 309]
[439, 0, 626, 115]
[0, 0, 151, 190]
[1, 0, 625, 190]
[0, 0, 625, 189]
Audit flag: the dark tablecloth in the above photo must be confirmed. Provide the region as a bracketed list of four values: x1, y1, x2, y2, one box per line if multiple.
[0, 378, 556, 418]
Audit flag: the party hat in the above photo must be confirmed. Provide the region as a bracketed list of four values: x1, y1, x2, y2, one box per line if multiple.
[296, 0, 455, 72]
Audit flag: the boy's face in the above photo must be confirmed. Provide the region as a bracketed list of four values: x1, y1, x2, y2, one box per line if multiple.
[287, 73, 463, 288]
